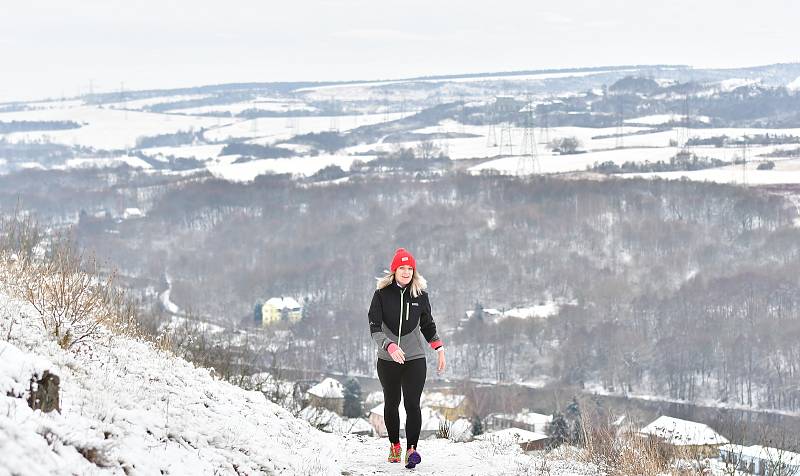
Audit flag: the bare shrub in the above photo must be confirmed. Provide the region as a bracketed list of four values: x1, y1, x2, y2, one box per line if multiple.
[0, 199, 42, 262]
[22, 238, 120, 349]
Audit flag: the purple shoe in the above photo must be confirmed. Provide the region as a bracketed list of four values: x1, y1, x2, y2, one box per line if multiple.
[405, 450, 421, 469]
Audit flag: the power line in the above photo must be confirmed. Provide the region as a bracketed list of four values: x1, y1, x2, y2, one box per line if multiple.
[517, 95, 540, 175]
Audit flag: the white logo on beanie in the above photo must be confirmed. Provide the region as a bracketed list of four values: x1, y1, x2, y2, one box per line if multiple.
[401, 257, 408, 262]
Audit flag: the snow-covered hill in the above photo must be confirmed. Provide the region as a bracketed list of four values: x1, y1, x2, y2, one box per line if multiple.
[0, 267, 598, 475]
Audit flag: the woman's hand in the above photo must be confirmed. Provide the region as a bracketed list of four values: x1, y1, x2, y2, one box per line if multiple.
[388, 343, 405, 364]
[436, 349, 446, 374]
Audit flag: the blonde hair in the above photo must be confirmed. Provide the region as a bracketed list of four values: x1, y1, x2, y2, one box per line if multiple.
[376, 269, 427, 298]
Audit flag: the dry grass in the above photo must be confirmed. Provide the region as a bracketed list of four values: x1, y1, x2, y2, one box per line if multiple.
[1, 210, 147, 350]
[575, 400, 707, 476]
[575, 404, 717, 476]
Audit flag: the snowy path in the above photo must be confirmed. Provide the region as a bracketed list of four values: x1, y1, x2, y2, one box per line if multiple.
[336, 435, 599, 475]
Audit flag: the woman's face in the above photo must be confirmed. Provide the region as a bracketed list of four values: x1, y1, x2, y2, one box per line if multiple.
[395, 265, 413, 287]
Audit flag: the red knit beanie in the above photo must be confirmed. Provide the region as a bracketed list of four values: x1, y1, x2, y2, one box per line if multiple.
[390, 248, 416, 272]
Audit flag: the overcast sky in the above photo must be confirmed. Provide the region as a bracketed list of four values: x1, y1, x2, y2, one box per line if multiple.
[3, 0, 799, 101]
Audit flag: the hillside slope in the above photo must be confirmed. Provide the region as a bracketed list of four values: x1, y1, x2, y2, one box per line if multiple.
[0, 271, 598, 475]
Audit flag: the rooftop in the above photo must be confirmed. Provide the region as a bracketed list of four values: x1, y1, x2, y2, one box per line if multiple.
[639, 416, 728, 446]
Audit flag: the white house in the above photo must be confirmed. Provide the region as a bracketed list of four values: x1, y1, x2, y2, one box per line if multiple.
[719, 444, 800, 475]
[486, 409, 553, 434]
[306, 377, 344, 414]
[639, 416, 728, 450]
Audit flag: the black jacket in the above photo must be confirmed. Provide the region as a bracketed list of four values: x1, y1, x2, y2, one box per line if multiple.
[368, 280, 442, 361]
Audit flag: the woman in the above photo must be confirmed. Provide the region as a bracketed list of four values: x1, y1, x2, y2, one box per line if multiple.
[368, 248, 446, 469]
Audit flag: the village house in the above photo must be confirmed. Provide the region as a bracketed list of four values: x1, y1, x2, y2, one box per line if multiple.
[422, 391, 471, 422]
[639, 416, 728, 455]
[719, 444, 800, 475]
[485, 409, 553, 434]
[260, 296, 302, 326]
[306, 377, 344, 414]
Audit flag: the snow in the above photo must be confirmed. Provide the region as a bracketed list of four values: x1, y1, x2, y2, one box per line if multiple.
[720, 444, 800, 467]
[264, 296, 301, 310]
[22, 98, 86, 110]
[0, 341, 52, 399]
[620, 157, 800, 186]
[296, 69, 635, 94]
[489, 411, 553, 433]
[158, 284, 180, 315]
[365, 390, 384, 407]
[0, 257, 600, 475]
[164, 314, 226, 335]
[343, 437, 599, 475]
[170, 98, 318, 116]
[103, 94, 213, 111]
[477, 428, 550, 444]
[719, 78, 761, 92]
[788, 75, 800, 92]
[138, 143, 226, 160]
[0, 289, 341, 474]
[639, 416, 729, 446]
[0, 105, 219, 150]
[1, 155, 153, 174]
[299, 406, 372, 435]
[625, 114, 711, 125]
[504, 303, 560, 319]
[369, 402, 445, 432]
[422, 391, 466, 409]
[202, 112, 410, 143]
[466, 302, 562, 322]
[448, 418, 473, 443]
[207, 153, 376, 182]
[307, 377, 345, 399]
[62, 155, 153, 170]
[122, 208, 143, 219]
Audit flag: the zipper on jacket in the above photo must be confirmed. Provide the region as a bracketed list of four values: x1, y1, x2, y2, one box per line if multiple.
[406, 303, 410, 321]
[397, 287, 405, 348]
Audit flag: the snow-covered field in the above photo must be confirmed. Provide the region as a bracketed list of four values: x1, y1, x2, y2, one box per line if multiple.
[624, 114, 712, 125]
[139, 144, 227, 161]
[7, 81, 800, 187]
[0, 261, 599, 475]
[0, 105, 219, 150]
[59, 155, 153, 170]
[103, 94, 214, 111]
[202, 112, 410, 143]
[619, 157, 800, 186]
[170, 98, 318, 116]
[296, 68, 635, 96]
[207, 153, 378, 182]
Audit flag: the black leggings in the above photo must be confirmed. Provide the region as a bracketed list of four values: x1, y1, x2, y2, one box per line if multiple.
[376, 358, 427, 448]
